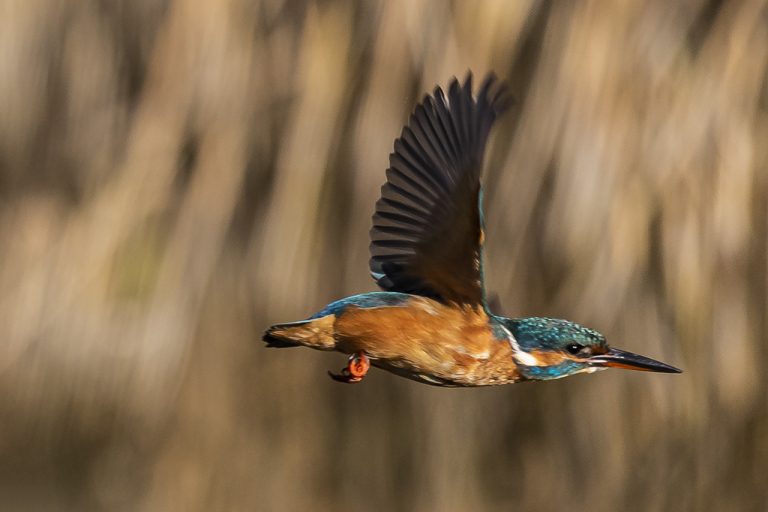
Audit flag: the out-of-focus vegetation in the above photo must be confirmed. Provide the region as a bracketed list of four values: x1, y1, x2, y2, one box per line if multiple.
[0, 0, 766, 510]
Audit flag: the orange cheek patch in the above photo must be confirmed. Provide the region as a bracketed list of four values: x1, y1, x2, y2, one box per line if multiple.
[527, 349, 569, 366]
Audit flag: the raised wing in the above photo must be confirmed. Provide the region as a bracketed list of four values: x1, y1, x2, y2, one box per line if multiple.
[369, 73, 509, 307]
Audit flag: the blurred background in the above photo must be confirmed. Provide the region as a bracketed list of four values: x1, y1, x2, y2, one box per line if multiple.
[0, 0, 766, 510]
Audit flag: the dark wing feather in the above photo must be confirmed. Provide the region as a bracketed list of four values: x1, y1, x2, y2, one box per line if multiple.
[369, 73, 509, 306]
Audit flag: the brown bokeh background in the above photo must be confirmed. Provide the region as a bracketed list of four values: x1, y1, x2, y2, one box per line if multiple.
[1, 0, 767, 510]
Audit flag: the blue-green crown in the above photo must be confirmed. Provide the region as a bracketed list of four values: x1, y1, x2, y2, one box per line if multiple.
[506, 317, 606, 353]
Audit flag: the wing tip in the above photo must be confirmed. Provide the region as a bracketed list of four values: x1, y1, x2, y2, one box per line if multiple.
[436, 71, 512, 116]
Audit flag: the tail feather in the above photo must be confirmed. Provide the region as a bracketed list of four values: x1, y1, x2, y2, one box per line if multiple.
[263, 331, 299, 348]
[262, 316, 336, 350]
[263, 320, 308, 348]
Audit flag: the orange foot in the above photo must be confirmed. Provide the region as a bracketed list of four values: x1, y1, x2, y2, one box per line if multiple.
[328, 352, 370, 384]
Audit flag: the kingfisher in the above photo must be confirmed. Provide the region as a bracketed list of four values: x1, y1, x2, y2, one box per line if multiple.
[263, 73, 681, 386]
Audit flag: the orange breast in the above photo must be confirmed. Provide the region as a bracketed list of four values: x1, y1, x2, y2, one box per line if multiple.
[333, 297, 520, 386]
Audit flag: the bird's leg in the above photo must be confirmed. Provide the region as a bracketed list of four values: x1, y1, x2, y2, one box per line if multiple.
[328, 352, 370, 383]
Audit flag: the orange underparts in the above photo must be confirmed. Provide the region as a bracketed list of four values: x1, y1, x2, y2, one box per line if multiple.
[329, 352, 370, 384]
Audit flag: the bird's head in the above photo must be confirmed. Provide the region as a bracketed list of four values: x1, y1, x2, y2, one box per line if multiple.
[497, 317, 681, 381]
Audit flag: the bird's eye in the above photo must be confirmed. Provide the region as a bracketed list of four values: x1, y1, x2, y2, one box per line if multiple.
[565, 344, 583, 355]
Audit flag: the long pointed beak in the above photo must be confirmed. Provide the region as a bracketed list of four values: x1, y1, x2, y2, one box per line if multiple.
[588, 348, 682, 373]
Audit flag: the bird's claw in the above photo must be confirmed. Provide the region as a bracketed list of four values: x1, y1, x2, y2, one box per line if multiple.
[328, 352, 370, 384]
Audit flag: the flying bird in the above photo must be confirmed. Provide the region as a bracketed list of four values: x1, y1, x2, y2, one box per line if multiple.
[263, 73, 681, 386]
